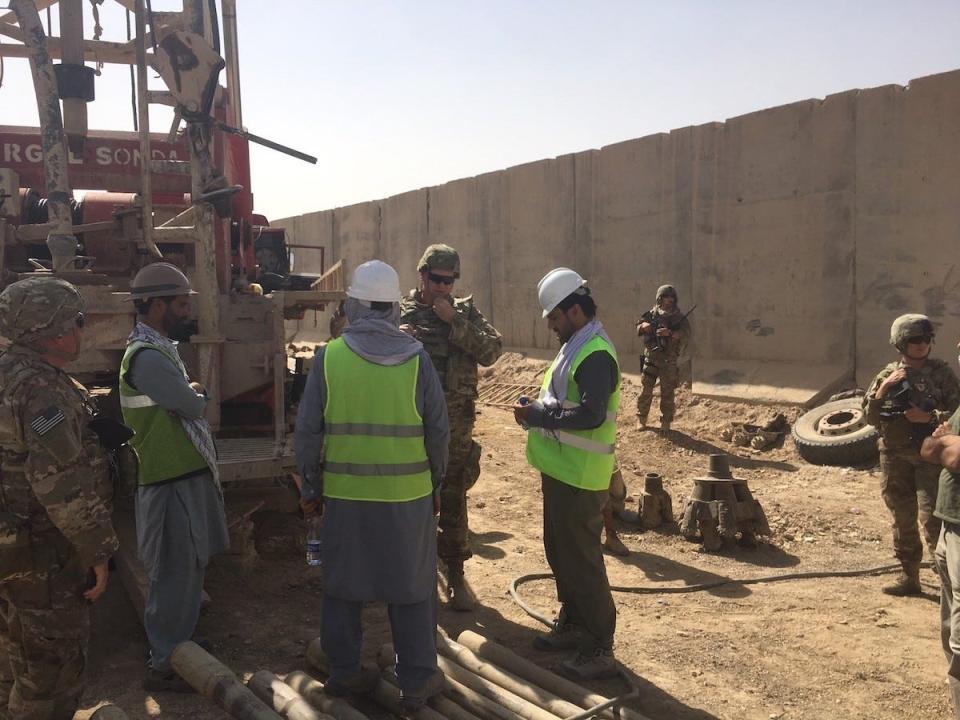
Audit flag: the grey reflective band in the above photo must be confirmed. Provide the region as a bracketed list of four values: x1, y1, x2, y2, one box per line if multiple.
[325, 460, 431, 476]
[325, 422, 424, 438]
[535, 428, 615, 455]
[120, 394, 158, 409]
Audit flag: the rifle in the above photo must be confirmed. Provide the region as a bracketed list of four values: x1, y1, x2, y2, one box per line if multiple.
[638, 304, 697, 352]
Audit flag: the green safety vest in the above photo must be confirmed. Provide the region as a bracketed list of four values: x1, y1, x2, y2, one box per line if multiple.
[526, 334, 621, 490]
[119, 341, 209, 486]
[322, 338, 432, 502]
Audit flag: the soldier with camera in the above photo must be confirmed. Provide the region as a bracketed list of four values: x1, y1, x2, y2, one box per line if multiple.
[864, 314, 960, 596]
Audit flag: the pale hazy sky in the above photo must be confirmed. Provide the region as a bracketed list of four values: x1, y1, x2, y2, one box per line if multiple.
[2, 1, 959, 219]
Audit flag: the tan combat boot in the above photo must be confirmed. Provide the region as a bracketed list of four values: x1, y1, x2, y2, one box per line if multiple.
[882, 562, 922, 596]
[447, 563, 478, 611]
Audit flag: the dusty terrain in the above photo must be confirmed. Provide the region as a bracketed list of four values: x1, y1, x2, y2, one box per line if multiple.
[79, 352, 952, 719]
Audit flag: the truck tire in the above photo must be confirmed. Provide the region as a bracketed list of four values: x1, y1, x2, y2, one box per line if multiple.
[792, 398, 879, 466]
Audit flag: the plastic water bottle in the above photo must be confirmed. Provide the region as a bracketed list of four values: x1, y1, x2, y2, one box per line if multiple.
[305, 514, 322, 567]
[518, 395, 531, 431]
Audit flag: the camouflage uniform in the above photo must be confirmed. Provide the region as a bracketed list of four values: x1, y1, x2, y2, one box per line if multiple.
[0, 277, 119, 720]
[864, 360, 960, 568]
[400, 246, 502, 566]
[636, 285, 692, 428]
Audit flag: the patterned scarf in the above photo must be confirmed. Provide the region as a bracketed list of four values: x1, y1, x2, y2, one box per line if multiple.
[539, 318, 613, 410]
[128, 322, 220, 489]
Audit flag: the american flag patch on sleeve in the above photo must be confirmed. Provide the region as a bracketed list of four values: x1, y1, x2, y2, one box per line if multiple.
[30, 407, 65, 436]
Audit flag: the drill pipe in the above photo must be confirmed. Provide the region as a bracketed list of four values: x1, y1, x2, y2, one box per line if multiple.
[90, 705, 130, 720]
[283, 672, 369, 720]
[170, 641, 282, 720]
[457, 631, 650, 720]
[377, 645, 503, 720]
[306, 638, 445, 720]
[376, 654, 483, 720]
[378, 642, 563, 720]
[247, 671, 335, 720]
[436, 634, 586, 719]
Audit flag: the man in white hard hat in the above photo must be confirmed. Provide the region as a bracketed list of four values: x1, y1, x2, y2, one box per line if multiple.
[119, 262, 229, 692]
[296, 260, 449, 712]
[512, 268, 620, 681]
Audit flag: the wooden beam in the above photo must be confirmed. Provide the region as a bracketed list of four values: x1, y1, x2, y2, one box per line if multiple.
[0, 0, 58, 27]
[0, 37, 141, 65]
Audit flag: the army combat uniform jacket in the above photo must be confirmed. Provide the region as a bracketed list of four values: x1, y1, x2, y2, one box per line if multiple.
[400, 289, 502, 564]
[864, 359, 960, 455]
[0, 345, 118, 719]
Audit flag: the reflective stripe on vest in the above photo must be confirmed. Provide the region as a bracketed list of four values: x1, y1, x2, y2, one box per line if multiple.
[526, 334, 621, 490]
[119, 340, 209, 485]
[322, 338, 432, 502]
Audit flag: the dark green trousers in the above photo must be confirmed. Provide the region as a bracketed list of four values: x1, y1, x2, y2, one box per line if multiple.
[541, 474, 616, 651]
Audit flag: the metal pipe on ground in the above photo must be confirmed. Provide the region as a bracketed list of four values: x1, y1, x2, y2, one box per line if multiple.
[457, 631, 650, 720]
[377, 641, 563, 720]
[170, 641, 282, 720]
[283, 672, 370, 720]
[375, 652, 483, 720]
[436, 634, 586, 719]
[248, 670, 335, 720]
[90, 705, 130, 720]
[306, 638, 445, 720]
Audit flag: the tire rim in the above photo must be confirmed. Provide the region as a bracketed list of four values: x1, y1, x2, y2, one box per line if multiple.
[817, 408, 867, 437]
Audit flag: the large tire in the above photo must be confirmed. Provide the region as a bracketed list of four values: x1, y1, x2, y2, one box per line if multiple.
[792, 398, 879, 466]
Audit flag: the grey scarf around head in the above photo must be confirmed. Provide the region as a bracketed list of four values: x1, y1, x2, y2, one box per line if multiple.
[539, 318, 612, 410]
[341, 297, 423, 366]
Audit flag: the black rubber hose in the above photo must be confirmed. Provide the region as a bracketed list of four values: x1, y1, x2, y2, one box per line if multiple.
[511, 562, 932, 627]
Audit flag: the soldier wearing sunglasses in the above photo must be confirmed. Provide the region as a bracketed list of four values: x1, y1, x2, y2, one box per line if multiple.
[864, 314, 960, 596]
[400, 244, 502, 611]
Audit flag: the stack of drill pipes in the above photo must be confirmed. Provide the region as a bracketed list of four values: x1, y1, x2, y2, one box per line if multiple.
[170, 641, 283, 720]
[306, 638, 447, 720]
[457, 631, 649, 720]
[436, 634, 588, 719]
[284, 671, 370, 720]
[247, 670, 336, 720]
[374, 647, 484, 720]
[90, 705, 130, 720]
[376, 644, 512, 720]
[378, 642, 563, 720]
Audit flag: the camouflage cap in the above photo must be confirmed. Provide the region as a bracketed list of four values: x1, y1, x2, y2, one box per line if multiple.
[417, 244, 460, 278]
[656, 284, 678, 302]
[0, 276, 85, 346]
[890, 313, 935, 349]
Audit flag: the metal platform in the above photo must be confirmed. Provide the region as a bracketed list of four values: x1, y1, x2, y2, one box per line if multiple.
[478, 382, 541, 408]
[217, 437, 296, 483]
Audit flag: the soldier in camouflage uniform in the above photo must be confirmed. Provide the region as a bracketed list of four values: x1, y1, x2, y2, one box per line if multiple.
[0, 277, 119, 719]
[864, 314, 960, 596]
[636, 285, 692, 432]
[400, 245, 502, 611]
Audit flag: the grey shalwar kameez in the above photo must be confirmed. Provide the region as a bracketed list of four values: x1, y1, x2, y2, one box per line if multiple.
[295, 299, 449, 696]
[129, 348, 230, 673]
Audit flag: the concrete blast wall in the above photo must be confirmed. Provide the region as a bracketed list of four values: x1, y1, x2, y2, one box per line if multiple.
[276, 69, 960, 404]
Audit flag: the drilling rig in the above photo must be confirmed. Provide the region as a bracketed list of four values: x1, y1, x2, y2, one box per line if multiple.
[0, 0, 339, 490]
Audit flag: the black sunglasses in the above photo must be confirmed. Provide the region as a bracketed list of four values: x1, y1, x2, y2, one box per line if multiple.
[907, 335, 933, 345]
[428, 272, 455, 285]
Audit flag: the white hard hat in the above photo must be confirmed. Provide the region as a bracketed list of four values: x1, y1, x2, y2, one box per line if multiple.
[537, 267, 587, 317]
[347, 260, 402, 303]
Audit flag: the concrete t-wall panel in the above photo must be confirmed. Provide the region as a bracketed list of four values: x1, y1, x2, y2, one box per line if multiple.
[428, 172, 501, 322]
[332, 201, 381, 281]
[497, 157, 577, 349]
[694, 91, 856, 398]
[273, 209, 333, 275]
[380, 189, 428, 292]
[855, 72, 960, 386]
[591, 133, 692, 361]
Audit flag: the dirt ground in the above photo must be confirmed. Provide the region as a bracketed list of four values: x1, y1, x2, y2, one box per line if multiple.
[78, 352, 953, 719]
